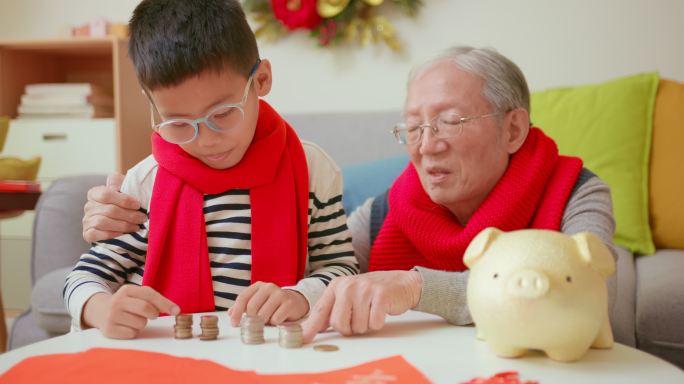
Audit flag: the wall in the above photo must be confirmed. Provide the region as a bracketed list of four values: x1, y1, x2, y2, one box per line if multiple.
[0, 0, 682, 115]
[0, 0, 682, 312]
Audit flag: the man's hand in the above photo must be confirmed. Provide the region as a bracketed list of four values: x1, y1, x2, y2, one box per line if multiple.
[301, 270, 423, 343]
[83, 285, 180, 339]
[229, 282, 309, 327]
[83, 173, 147, 243]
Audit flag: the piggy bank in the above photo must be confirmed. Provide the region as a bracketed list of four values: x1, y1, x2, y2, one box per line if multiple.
[463, 227, 615, 362]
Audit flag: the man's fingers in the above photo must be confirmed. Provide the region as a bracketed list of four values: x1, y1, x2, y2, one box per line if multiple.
[85, 200, 147, 225]
[302, 286, 336, 343]
[368, 298, 388, 331]
[350, 292, 372, 334]
[87, 185, 141, 211]
[83, 228, 125, 244]
[106, 173, 125, 190]
[128, 286, 180, 316]
[83, 214, 140, 234]
[329, 287, 353, 336]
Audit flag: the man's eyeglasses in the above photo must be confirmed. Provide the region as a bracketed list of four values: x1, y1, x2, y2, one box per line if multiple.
[391, 111, 499, 145]
[147, 59, 261, 145]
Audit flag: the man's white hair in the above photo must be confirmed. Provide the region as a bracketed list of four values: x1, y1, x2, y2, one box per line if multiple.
[408, 46, 530, 116]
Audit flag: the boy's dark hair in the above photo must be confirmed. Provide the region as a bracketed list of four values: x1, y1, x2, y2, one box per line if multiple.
[129, 0, 259, 90]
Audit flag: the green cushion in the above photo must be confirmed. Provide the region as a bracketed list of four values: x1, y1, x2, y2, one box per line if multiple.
[531, 72, 659, 255]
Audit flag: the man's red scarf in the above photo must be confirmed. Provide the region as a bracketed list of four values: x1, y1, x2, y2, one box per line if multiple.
[142, 100, 309, 313]
[369, 128, 582, 272]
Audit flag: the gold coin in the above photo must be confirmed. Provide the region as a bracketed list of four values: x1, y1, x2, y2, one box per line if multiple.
[313, 344, 339, 352]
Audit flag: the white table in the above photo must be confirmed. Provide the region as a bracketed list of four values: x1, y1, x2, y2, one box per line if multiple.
[0, 311, 681, 383]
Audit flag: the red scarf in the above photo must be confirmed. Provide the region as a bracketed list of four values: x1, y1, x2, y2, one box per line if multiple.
[369, 128, 582, 272]
[143, 100, 309, 313]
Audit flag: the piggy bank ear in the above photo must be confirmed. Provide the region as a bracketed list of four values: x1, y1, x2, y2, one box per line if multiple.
[573, 232, 616, 277]
[464, 227, 502, 268]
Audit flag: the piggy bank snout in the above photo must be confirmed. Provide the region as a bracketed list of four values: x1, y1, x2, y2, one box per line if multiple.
[506, 269, 550, 299]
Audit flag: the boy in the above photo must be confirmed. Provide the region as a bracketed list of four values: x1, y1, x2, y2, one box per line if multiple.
[64, 0, 358, 339]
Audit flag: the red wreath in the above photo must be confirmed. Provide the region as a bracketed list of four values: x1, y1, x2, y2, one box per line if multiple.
[271, 0, 322, 30]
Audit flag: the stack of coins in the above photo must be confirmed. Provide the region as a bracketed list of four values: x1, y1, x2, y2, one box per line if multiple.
[240, 315, 265, 344]
[199, 315, 219, 341]
[174, 314, 193, 339]
[278, 322, 303, 348]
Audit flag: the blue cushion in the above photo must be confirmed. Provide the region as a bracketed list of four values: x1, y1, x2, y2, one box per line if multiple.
[341, 154, 409, 214]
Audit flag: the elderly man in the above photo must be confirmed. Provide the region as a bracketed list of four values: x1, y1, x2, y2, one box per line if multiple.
[81, 46, 618, 342]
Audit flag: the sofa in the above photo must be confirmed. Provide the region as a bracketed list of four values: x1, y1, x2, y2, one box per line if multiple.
[9, 78, 684, 370]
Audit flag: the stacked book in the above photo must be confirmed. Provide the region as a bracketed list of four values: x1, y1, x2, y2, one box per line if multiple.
[17, 83, 114, 119]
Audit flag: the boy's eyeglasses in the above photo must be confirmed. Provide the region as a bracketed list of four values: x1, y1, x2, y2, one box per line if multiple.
[147, 59, 261, 145]
[391, 111, 499, 145]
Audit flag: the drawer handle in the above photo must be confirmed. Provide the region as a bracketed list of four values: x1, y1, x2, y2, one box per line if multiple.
[42, 133, 68, 141]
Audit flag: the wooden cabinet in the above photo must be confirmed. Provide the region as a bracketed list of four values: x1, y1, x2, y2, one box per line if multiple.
[0, 37, 150, 311]
[0, 36, 150, 173]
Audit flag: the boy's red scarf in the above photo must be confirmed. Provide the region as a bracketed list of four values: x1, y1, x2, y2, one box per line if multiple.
[143, 100, 309, 313]
[369, 128, 582, 272]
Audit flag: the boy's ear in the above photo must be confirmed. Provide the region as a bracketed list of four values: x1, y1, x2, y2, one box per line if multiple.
[254, 59, 272, 97]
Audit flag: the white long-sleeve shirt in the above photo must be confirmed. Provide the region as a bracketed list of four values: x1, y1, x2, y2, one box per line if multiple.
[64, 141, 358, 330]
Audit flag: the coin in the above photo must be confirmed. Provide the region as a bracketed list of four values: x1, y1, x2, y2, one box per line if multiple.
[174, 314, 193, 339]
[313, 344, 339, 352]
[278, 322, 303, 348]
[240, 315, 265, 344]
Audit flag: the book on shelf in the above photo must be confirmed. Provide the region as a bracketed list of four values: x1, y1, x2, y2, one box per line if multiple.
[17, 82, 114, 118]
[24, 83, 110, 96]
[17, 104, 114, 119]
[20, 93, 114, 108]
[0, 180, 40, 193]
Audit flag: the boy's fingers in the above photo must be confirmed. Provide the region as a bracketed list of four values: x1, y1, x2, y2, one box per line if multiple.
[230, 285, 258, 326]
[301, 287, 335, 343]
[130, 286, 180, 316]
[256, 294, 282, 325]
[106, 172, 125, 190]
[116, 308, 149, 329]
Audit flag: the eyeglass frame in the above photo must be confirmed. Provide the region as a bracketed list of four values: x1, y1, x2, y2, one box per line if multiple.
[143, 58, 262, 145]
[391, 111, 500, 145]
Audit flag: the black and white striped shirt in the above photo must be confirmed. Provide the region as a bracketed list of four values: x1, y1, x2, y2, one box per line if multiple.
[64, 141, 358, 330]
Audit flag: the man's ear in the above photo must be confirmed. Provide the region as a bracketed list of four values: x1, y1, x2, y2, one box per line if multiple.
[503, 107, 530, 154]
[253, 59, 272, 97]
[464, 227, 502, 268]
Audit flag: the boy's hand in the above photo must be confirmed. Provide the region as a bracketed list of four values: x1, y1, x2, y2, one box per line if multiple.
[83, 285, 180, 339]
[229, 282, 309, 327]
[83, 172, 147, 243]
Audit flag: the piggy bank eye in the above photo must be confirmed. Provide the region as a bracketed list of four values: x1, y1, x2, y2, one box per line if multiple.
[566, 276, 572, 283]
[493, 273, 499, 279]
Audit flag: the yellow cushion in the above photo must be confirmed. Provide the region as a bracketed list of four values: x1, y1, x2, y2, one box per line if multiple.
[650, 79, 684, 249]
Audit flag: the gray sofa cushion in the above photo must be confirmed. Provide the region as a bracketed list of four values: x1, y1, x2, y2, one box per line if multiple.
[286, 111, 404, 167]
[611, 246, 637, 347]
[8, 310, 53, 350]
[31, 175, 105, 283]
[31, 267, 72, 334]
[636, 250, 684, 368]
